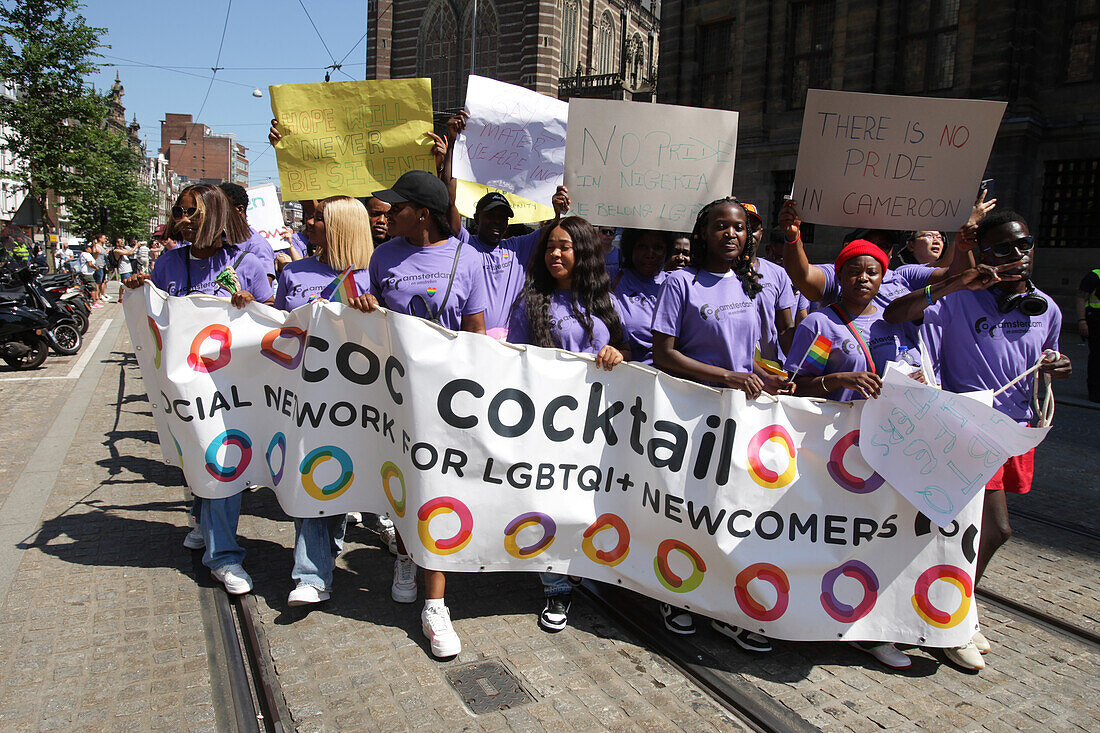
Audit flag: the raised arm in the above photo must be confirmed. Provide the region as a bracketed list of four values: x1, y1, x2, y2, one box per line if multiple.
[779, 199, 829, 301]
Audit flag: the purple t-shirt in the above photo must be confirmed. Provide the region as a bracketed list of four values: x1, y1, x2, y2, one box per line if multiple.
[605, 248, 621, 280]
[235, 228, 276, 279]
[458, 226, 542, 338]
[274, 257, 371, 311]
[150, 245, 274, 302]
[755, 258, 798, 362]
[289, 231, 310, 258]
[368, 236, 488, 331]
[651, 267, 760, 381]
[508, 291, 614, 355]
[921, 288, 1061, 423]
[612, 268, 665, 365]
[785, 306, 914, 402]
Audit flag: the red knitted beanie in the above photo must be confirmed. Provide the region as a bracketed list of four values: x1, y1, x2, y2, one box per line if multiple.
[835, 239, 889, 274]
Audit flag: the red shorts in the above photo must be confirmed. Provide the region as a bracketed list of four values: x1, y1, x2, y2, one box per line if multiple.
[985, 449, 1035, 495]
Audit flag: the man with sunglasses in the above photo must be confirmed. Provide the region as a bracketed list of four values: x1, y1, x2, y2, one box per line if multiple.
[884, 210, 1071, 671]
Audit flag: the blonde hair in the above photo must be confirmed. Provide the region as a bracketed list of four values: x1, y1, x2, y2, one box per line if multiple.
[317, 196, 373, 270]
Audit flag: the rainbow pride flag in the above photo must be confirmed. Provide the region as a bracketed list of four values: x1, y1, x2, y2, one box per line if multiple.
[805, 334, 833, 370]
[315, 267, 359, 304]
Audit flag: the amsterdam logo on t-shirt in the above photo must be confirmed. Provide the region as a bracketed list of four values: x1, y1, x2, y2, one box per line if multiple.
[384, 271, 451, 292]
[973, 316, 1043, 338]
[699, 301, 752, 321]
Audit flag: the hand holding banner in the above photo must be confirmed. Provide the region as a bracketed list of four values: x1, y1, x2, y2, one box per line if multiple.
[564, 100, 738, 231]
[792, 90, 1006, 230]
[269, 79, 436, 200]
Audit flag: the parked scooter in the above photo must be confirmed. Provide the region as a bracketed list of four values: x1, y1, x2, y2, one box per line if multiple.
[0, 268, 82, 355]
[0, 302, 50, 370]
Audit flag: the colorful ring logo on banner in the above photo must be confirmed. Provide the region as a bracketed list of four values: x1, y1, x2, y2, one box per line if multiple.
[747, 425, 798, 489]
[380, 461, 406, 517]
[653, 539, 706, 593]
[503, 512, 557, 559]
[204, 429, 252, 482]
[168, 426, 183, 463]
[417, 497, 473, 555]
[299, 446, 355, 501]
[826, 430, 884, 494]
[146, 316, 163, 369]
[265, 433, 287, 485]
[581, 513, 630, 566]
[820, 560, 879, 622]
[186, 324, 232, 373]
[735, 563, 791, 622]
[260, 327, 307, 369]
[911, 565, 972, 629]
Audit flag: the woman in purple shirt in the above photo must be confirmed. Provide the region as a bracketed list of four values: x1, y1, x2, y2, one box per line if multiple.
[368, 169, 487, 659]
[123, 184, 274, 597]
[274, 196, 379, 608]
[610, 229, 670, 365]
[651, 197, 783, 652]
[507, 216, 625, 634]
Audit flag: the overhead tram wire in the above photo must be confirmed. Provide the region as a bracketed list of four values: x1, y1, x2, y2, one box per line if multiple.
[194, 0, 236, 124]
[102, 54, 364, 72]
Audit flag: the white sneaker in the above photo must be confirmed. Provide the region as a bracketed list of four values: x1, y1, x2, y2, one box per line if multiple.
[422, 604, 461, 657]
[288, 582, 330, 606]
[211, 563, 253, 595]
[377, 514, 399, 555]
[391, 555, 417, 603]
[944, 641, 985, 670]
[346, 512, 363, 525]
[851, 641, 912, 670]
[972, 630, 991, 654]
[183, 526, 205, 549]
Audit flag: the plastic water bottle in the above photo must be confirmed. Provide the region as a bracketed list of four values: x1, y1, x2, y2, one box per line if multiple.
[896, 346, 920, 375]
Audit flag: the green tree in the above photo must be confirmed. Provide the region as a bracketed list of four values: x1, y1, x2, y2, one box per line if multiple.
[68, 118, 155, 243]
[0, 0, 105, 219]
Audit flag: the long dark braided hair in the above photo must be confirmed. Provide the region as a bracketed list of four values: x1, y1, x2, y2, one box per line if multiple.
[513, 216, 625, 349]
[689, 197, 763, 298]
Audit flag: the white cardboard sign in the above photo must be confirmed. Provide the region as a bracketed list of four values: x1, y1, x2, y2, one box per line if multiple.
[453, 75, 568, 208]
[246, 183, 290, 251]
[792, 90, 1006, 230]
[564, 99, 738, 232]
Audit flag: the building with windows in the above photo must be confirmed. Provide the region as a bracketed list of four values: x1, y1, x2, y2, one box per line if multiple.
[159, 113, 248, 186]
[366, 0, 660, 116]
[658, 1, 1100, 301]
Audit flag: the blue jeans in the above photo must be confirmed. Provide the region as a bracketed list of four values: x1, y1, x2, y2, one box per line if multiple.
[192, 494, 244, 571]
[540, 572, 572, 597]
[292, 515, 347, 591]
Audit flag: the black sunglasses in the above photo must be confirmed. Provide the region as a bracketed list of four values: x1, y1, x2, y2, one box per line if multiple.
[171, 205, 198, 219]
[981, 235, 1034, 258]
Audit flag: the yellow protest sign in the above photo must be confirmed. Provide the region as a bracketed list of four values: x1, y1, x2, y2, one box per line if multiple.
[269, 79, 435, 200]
[455, 180, 555, 225]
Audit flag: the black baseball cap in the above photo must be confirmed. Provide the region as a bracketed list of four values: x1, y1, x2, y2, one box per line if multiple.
[372, 170, 449, 217]
[475, 191, 514, 217]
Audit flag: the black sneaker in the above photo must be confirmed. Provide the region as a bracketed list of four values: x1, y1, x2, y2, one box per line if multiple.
[711, 619, 772, 652]
[539, 594, 571, 632]
[660, 604, 696, 635]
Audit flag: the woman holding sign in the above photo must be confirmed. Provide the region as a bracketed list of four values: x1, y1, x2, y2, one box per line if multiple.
[123, 184, 274, 596]
[650, 196, 788, 652]
[506, 217, 628, 633]
[273, 195, 380, 607]
[368, 169, 488, 659]
[784, 239, 919, 671]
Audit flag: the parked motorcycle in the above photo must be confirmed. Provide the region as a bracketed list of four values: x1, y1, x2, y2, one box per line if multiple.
[0, 268, 82, 355]
[0, 302, 50, 370]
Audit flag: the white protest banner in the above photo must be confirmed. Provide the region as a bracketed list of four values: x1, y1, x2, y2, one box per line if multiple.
[125, 287, 982, 646]
[564, 100, 738, 231]
[860, 369, 1048, 528]
[452, 75, 566, 225]
[245, 183, 290, 251]
[792, 90, 1006, 230]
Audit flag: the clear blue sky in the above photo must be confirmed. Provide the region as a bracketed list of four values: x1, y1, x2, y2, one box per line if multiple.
[83, 0, 375, 189]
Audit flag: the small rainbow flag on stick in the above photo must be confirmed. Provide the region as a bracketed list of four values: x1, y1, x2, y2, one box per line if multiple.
[790, 334, 833, 378]
[315, 267, 359, 304]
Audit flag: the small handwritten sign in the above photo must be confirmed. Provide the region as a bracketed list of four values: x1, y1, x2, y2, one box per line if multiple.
[245, 183, 289, 251]
[859, 368, 1048, 528]
[792, 90, 1006, 230]
[269, 79, 435, 200]
[564, 99, 738, 231]
[453, 75, 566, 224]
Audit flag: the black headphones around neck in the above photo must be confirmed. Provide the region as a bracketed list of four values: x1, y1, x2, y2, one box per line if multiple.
[996, 279, 1048, 316]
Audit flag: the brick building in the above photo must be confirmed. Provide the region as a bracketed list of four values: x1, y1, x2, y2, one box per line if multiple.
[159, 113, 248, 186]
[367, 0, 660, 116]
[658, 0, 1100, 301]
